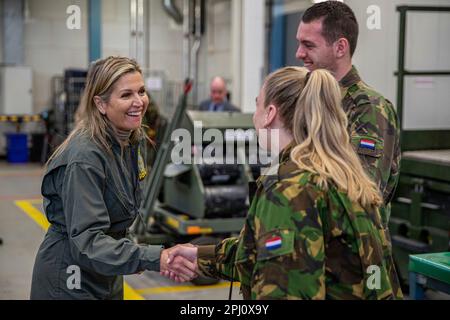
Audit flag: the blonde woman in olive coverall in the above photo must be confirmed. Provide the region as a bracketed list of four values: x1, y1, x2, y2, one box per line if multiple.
[30, 57, 195, 300]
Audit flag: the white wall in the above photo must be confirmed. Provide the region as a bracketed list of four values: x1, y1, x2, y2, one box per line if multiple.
[24, 0, 133, 113]
[24, 0, 88, 113]
[147, 0, 183, 81]
[0, 1, 3, 63]
[240, 0, 265, 113]
[102, 0, 130, 58]
[229, 0, 267, 113]
[146, 0, 235, 104]
[203, 0, 234, 99]
[22, 0, 236, 114]
[347, 0, 450, 130]
[22, 0, 450, 129]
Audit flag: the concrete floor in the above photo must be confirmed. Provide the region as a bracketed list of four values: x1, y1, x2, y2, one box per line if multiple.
[0, 161, 448, 300]
[0, 161, 241, 300]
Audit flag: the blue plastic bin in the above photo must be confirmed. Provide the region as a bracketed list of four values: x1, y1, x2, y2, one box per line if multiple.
[5, 133, 29, 164]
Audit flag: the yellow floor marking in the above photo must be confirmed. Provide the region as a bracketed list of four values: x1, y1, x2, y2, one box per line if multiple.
[136, 282, 241, 296]
[124, 282, 145, 300]
[15, 200, 50, 231]
[14, 199, 145, 301]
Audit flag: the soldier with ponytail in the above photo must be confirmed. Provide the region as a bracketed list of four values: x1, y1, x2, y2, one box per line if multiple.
[164, 66, 404, 300]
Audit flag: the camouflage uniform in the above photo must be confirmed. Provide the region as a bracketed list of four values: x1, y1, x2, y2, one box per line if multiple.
[341, 66, 401, 226]
[198, 143, 403, 300]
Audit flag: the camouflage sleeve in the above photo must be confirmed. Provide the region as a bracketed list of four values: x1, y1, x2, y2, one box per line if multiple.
[250, 184, 326, 300]
[197, 200, 259, 286]
[349, 98, 401, 223]
[197, 236, 241, 281]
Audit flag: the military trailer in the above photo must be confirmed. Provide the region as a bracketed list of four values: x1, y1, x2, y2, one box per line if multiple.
[151, 110, 260, 243]
[133, 84, 264, 284]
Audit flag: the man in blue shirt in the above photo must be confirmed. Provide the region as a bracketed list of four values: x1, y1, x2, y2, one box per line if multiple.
[198, 77, 240, 112]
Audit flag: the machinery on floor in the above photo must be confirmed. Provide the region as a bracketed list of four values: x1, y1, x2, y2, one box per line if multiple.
[133, 82, 263, 284]
[390, 134, 450, 287]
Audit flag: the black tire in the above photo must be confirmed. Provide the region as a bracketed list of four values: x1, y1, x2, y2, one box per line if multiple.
[190, 236, 222, 286]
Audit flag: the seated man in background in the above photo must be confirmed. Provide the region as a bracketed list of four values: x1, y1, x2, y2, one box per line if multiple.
[199, 76, 240, 112]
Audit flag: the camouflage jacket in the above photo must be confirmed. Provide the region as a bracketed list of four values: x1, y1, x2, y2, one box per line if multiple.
[197, 144, 403, 300]
[341, 66, 401, 225]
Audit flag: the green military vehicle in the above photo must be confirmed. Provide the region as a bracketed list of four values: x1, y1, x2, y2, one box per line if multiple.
[133, 83, 263, 285]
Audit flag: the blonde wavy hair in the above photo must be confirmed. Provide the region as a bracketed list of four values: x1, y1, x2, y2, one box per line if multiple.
[265, 67, 382, 208]
[48, 56, 148, 163]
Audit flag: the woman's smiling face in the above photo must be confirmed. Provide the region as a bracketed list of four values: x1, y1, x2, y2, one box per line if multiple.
[99, 71, 149, 131]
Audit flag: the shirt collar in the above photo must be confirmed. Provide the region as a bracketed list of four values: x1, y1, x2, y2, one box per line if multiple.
[106, 125, 139, 151]
[257, 141, 297, 191]
[339, 65, 361, 89]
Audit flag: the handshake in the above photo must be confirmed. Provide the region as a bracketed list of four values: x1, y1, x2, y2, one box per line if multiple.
[159, 244, 199, 283]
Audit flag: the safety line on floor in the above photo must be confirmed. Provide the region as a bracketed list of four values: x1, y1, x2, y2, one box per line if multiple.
[136, 282, 241, 296]
[15, 200, 50, 231]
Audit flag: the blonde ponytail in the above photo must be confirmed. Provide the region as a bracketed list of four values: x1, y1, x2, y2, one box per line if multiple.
[291, 69, 382, 208]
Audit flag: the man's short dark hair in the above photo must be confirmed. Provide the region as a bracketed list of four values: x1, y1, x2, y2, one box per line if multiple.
[302, 1, 359, 57]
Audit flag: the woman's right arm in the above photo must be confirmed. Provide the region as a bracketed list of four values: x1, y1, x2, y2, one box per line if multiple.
[62, 162, 163, 276]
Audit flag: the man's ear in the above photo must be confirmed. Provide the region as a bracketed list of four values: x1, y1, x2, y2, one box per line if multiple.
[334, 38, 349, 59]
[264, 104, 278, 128]
[93, 96, 106, 115]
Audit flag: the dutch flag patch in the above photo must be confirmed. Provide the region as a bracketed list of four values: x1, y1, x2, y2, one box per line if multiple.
[265, 236, 282, 251]
[360, 139, 376, 150]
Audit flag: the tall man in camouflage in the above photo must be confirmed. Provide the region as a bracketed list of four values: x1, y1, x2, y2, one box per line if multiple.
[295, 1, 401, 226]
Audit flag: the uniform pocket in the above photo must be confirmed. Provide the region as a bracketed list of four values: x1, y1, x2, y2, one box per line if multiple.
[352, 135, 384, 158]
[256, 229, 295, 262]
